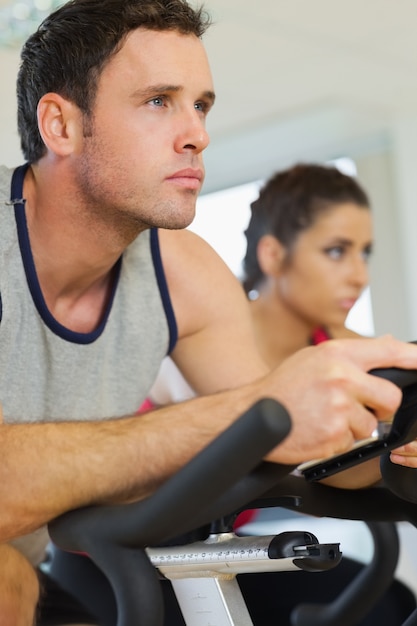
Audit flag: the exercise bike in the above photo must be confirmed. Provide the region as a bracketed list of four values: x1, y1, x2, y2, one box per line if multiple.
[48, 366, 417, 626]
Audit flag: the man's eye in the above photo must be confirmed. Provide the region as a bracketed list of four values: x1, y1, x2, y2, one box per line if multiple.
[150, 97, 164, 107]
[195, 101, 209, 114]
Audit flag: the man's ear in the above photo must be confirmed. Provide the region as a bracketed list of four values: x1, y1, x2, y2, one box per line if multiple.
[256, 234, 287, 277]
[37, 92, 83, 156]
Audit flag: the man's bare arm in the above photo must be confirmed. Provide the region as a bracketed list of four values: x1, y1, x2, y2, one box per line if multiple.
[2, 335, 417, 543]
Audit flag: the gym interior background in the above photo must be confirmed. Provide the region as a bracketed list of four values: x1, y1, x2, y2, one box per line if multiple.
[1, 0, 417, 596]
[2, 0, 417, 341]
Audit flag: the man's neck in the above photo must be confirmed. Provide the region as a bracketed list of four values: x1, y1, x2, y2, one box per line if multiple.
[22, 164, 124, 332]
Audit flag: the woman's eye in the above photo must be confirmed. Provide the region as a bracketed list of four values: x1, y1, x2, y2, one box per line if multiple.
[325, 246, 344, 260]
[362, 245, 373, 262]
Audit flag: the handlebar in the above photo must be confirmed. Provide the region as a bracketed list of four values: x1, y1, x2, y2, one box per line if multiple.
[48, 364, 417, 626]
[50, 398, 292, 550]
[49, 398, 293, 626]
[301, 366, 417, 481]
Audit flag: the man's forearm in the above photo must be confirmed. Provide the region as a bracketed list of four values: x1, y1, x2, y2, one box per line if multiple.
[0, 383, 262, 542]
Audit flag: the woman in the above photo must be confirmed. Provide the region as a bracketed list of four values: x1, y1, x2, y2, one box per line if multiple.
[242, 162, 373, 369]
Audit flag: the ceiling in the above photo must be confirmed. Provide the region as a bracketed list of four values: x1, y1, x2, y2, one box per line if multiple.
[1, 0, 417, 174]
[202, 0, 417, 138]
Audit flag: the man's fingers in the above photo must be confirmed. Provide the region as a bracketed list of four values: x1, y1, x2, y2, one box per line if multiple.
[334, 334, 417, 372]
[361, 372, 403, 421]
[325, 340, 405, 422]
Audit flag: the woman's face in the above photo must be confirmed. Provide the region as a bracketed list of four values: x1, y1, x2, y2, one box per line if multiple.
[273, 202, 373, 329]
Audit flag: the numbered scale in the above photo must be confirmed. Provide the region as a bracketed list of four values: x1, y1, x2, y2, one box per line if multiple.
[148, 530, 341, 626]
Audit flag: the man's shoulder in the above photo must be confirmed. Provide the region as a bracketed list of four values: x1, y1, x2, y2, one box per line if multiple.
[158, 227, 222, 265]
[0, 165, 14, 193]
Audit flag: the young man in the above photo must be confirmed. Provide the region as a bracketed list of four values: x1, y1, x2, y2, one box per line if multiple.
[2, 0, 417, 622]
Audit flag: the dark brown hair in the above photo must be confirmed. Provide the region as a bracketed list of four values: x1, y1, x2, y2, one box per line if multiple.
[17, 0, 211, 162]
[243, 163, 370, 293]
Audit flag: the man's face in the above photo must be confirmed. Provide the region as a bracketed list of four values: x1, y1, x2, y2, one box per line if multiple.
[74, 28, 215, 233]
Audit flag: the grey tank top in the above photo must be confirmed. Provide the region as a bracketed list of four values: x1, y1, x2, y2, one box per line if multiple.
[0, 164, 177, 423]
[1, 164, 177, 562]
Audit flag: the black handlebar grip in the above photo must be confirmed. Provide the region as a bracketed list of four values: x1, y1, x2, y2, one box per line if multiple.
[302, 364, 417, 481]
[380, 453, 417, 505]
[369, 365, 417, 389]
[377, 364, 417, 505]
[49, 397, 292, 551]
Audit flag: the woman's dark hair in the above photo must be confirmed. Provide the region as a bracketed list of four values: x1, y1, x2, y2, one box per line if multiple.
[242, 163, 370, 293]
[17, 0, 211, 163]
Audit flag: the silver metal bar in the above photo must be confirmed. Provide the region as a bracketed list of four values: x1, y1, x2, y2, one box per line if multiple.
[147, 531, 338, 577]
[171, 576, 254, 626]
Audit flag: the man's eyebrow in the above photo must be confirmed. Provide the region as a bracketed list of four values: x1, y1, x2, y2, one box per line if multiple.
[202, 90, 216, 105]
[131, 84, 216, 104]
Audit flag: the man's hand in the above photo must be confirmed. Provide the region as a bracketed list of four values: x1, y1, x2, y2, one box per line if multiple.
[0, 544, 39, 626]
[263, 334, 416, 467]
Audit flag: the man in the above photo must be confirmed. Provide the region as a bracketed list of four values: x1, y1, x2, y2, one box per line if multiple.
[1, 0, 417, 623]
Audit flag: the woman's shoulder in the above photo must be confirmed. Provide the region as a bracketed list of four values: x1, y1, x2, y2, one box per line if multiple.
[328, 325, 370, 340]
[312, 325, 371, 344]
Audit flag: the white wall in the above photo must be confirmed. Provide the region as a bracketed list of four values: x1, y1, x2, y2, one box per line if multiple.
[0, 48, 22, 166]
[355, 150, 410, 340]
